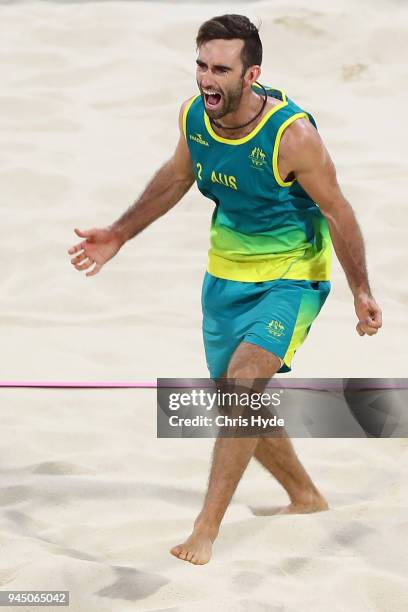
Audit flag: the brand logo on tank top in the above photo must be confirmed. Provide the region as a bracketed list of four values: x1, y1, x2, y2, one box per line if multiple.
[189, 133, 209, 147]
[249, 146, 267, 170]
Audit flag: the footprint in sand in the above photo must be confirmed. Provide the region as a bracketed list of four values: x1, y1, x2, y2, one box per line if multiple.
[273, 14, 325, 37]
[232, 570, 265, 593]
[31, 461, 91, 476]
[342, 63, 369, 81]
[96, 566, 168, 602]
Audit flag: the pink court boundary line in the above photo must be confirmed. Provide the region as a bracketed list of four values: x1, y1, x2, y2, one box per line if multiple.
[0, 382, 156, 388]
[0, 381, 407, 390]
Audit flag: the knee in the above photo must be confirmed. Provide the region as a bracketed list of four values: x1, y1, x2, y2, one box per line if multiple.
[226, 364, 258, 386]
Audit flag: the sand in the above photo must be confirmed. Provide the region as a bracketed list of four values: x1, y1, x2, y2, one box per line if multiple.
[1, 388, 408, 611]
[1, 0, 407, 609]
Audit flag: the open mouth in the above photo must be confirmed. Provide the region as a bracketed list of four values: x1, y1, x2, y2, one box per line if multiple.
[203, 90, 222, 109]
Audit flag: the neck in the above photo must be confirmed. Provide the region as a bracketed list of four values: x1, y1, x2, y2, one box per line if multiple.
[211, 87, 266, 134]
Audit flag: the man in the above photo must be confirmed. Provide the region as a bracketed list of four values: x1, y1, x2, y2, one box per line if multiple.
[68, 15, 382, 565]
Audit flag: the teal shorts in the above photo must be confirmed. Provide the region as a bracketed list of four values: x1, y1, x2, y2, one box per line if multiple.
[202, 272, 331, 379]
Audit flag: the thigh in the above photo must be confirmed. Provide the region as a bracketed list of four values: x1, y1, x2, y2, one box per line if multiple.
[242, 280, 331, 373]
[226, 341, 282, 382]
[201, 272, 251, 380]
[218, 342, 283, 435]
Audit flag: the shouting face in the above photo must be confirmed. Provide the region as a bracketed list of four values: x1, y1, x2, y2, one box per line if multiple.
[196, 39, 249, 120]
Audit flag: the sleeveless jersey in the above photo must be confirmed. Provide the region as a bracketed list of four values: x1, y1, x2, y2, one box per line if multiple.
[183, 85, 332, 282]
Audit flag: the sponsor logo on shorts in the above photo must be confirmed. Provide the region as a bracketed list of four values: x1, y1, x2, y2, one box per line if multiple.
[267, 319, 285, 338]
[249, 146, 267, 170]
[190, 133, 209, 146]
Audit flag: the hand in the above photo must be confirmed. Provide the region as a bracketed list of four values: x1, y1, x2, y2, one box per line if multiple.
[68, 227, 124, 276]
[354, 292, 382, 336]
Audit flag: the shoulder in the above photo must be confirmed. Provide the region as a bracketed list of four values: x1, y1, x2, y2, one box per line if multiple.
[180, 94, 201, 116]
[179, 95, 201, 133]
[279, 115, 326, 169]
[180, 95, 196, 111]
[281, 115, 319, 148]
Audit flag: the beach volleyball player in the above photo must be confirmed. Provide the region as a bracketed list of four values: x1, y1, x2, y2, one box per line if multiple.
[68, 15, 382, 565]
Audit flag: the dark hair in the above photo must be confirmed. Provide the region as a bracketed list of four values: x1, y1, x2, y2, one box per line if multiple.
[196, 14, 262, 74]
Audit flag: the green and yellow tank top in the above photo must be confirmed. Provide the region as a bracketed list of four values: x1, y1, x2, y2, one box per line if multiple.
[183, 85, 332, 282]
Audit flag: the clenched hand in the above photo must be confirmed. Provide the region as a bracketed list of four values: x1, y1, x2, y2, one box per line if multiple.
[354, 292, 382, 336]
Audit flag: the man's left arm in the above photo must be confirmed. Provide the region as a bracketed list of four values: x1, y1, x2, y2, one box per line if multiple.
[281, 119, 382, 336]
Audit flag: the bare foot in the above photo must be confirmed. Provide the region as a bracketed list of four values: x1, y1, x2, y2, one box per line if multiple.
[275, 494, 329, 516]
[170, 525, 218, 565]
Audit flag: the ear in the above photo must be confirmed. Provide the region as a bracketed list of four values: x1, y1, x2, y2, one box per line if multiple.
[244, 65, 261, 86]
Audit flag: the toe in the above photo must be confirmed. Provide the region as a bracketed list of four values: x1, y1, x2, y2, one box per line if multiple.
[195, 557, 207, 565]
[191, 552, 208, 565]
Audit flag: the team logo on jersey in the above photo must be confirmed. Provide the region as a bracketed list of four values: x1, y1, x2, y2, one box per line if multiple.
[267, 319, 285, 338]
[249, 146, 267, 169]
[189, 133, 209, 147]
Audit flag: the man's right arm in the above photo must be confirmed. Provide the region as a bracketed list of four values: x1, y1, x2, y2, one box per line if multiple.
[110, 100, 195, 243]
[68, 99, 195, 276]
